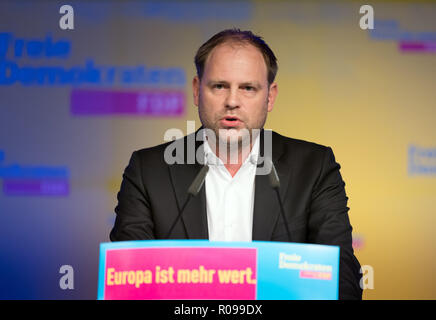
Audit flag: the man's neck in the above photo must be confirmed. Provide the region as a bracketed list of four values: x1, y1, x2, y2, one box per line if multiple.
[205, 135, 258, 178]
[221, 149, 250, 177]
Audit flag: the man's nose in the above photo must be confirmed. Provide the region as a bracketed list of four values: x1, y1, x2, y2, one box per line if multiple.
[224, 87, 240, 109]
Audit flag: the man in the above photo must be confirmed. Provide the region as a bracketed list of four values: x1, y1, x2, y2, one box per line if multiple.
[110, 29, 362, 300]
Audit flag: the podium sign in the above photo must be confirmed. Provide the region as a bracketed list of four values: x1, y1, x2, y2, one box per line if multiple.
[97, 240, 339, 300]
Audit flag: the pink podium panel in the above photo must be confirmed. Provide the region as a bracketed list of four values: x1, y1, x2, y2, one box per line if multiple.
[101, 245, 257, 300]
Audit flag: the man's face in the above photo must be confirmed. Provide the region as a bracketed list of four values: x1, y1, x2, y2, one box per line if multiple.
[193, 42, 277, 145]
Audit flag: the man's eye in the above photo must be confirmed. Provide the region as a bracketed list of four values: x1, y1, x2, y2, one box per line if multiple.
[213, 84, 225, 89]
[244, 86, 255, 91]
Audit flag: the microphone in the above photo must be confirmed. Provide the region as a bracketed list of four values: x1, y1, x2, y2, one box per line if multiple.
[266, 157, 292, 243]
[164, 165, 209, 239]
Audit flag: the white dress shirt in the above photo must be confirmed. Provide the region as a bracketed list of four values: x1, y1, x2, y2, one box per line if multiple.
[203, 133, 259, 242]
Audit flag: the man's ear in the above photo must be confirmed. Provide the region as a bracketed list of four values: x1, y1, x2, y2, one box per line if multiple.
[192, 76, 200, 107]
[267, 82, 278, 112]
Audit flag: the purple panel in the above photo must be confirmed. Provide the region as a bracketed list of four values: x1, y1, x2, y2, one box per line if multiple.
[3, 179, 69, 196]
[70, 89, 185, 116]
[399, 41, 436, 53]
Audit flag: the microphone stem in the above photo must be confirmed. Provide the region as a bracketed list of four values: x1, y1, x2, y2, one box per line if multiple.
[274, 187, 292, 242]
[164, 194, 192, 239]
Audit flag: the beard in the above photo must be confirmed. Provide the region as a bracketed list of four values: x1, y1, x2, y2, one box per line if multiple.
[198, 106, 266, 164]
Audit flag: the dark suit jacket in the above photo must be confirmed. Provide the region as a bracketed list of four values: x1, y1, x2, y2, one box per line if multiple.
[110, 129, 363, 300]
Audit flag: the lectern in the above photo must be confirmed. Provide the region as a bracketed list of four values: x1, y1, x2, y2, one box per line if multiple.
[98, 240, 339, 300]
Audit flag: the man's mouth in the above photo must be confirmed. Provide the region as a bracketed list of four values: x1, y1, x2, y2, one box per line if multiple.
[220, 116, 241, 127]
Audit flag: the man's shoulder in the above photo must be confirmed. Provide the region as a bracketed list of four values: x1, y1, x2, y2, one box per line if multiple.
[271, 130, 330, 157]
[271, 131, 338, 176]
[134, 139, 174, 157]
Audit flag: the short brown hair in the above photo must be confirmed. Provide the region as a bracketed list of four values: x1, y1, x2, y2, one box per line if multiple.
[194, 28, 278, 85]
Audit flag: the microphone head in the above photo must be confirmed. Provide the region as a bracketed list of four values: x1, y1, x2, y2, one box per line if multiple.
[187, 165, 209, 196]
[266, 157, 280, 189]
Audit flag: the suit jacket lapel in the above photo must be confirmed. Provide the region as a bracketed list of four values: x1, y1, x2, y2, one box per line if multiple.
[168, 130, 209, 239]
[252, 130, 293, 241]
